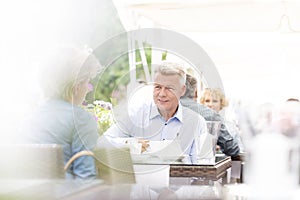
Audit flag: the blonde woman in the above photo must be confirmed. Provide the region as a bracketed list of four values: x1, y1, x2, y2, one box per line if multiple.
[200, 88, 244, 152]
[200, 88, 228, 116]
[20, 46, 101, 179]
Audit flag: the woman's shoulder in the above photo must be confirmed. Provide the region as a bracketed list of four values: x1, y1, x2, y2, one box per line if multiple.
[72, 105, 96, 121]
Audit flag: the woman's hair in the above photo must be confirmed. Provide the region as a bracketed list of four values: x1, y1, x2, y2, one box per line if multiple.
[200, 88, 228, 110]
[153, 62, 186, 86]
[38, 45, 100, 100]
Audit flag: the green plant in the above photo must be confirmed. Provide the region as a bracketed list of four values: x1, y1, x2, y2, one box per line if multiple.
[84, 100, 114, 136]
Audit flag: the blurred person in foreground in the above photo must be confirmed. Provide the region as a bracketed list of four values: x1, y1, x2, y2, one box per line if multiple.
[104, 62, 207, 156]
[277, 99, 300, 138]
[19, 46, 101, 179]
[181, 74, 240, 156]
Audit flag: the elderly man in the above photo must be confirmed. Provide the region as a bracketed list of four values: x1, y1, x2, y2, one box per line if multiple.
[180, 73, 240, 156]
[104, 62, 207, 156]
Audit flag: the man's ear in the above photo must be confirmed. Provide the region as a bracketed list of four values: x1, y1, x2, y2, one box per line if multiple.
[180, 85, 186, 97]
[194, 89, 198, 99]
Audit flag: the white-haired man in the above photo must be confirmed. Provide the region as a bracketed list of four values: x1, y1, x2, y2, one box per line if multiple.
[104, 62, 207, 156]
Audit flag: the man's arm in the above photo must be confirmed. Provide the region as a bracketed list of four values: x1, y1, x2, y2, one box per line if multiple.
[217, 123, 240, 156]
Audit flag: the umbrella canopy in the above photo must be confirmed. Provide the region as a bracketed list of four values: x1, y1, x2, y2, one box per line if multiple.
[113, 0, 300, 104]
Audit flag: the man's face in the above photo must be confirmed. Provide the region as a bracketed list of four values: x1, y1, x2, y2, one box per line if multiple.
[278, 110, 299, 137]
[153, 73, 185, 114]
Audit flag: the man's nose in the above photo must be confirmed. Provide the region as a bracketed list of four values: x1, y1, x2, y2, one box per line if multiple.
[158, 88, 167, 96]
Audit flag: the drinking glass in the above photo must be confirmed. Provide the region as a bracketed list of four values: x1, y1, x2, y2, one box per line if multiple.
[196, 121, 221, 164]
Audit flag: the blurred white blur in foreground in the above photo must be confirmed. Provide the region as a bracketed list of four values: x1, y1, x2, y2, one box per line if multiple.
[239, 101, 300, 200]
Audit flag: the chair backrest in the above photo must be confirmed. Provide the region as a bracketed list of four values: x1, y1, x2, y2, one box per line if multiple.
[0, 144, 65, 179]
[65, 147, 136, 184]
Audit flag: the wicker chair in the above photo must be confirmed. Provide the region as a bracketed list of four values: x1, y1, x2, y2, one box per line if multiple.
[64, 147, 136, 184]
[0, 144, 65, 179]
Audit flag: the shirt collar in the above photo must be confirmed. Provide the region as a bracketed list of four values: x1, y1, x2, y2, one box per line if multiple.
[150, 101, 183, 123]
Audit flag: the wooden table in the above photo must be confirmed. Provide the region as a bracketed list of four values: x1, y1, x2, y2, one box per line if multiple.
[169, 157, 232, 185]
[132, 155, 232, 185]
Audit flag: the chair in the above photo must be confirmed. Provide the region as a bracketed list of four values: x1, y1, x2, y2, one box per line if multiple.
[64, 147, 136, 184]
[0, 144, 65, 179]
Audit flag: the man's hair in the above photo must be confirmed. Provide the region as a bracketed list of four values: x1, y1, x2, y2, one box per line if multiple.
[183, 73, 197, 98]
[287, 98, 299, 102]
[153, 62, 186, 86]
[38, 45, 100, 101]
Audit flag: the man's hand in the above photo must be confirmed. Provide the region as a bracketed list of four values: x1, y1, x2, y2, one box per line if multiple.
[138, 139, 150, 153]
